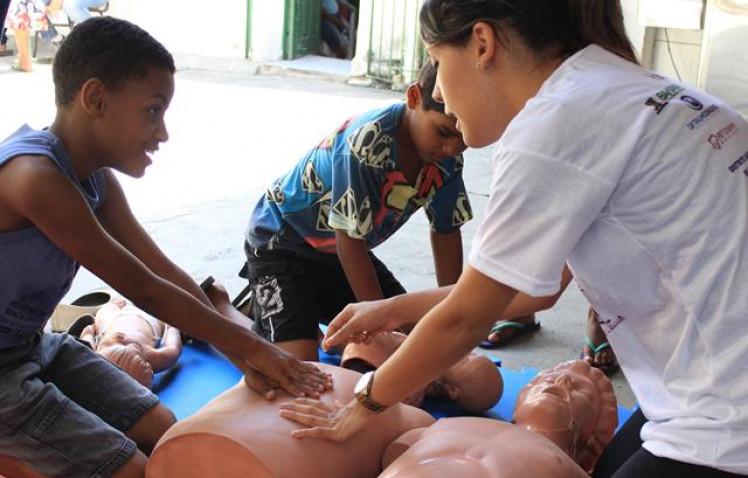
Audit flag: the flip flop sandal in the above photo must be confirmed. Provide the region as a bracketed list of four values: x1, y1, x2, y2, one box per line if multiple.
[479, 317, 541, 349]
[66, 314, 95, 339]
[581, 336, 620, 375]
[49, 289, 114, 332]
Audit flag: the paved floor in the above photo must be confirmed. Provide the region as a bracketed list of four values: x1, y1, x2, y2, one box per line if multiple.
[0, 53, 636, 407]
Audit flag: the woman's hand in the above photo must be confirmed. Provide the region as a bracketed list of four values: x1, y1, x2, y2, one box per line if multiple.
[323, 299, 401, 350]
[225, 343, 332, 400]
[279, 398, 378, 441]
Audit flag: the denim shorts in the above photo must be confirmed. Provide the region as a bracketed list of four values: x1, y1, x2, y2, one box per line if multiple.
[0, 332, 160, 478]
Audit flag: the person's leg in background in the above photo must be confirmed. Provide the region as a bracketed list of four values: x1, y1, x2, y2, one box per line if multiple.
[62, 0, 106, 26]
[0, 0, 11, 56]
[11, 26, 30, 70]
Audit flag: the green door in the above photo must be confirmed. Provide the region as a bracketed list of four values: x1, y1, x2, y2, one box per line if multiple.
[284, 0, 321, 59]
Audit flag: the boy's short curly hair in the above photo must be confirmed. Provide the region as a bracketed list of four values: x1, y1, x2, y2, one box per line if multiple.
[53, 17, 175, 107]
[417, 62, 445, 114]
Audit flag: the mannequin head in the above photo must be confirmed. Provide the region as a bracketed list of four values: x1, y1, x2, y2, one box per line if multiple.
[98, 343, 154, 388]
[441, 354, 502, 413]
[342, 332, 502, 412]
[147, 363, 435, 478]
[514, 360, 617, 474]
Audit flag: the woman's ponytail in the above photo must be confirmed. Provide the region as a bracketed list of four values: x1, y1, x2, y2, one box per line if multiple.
[566, 0, 638, 64]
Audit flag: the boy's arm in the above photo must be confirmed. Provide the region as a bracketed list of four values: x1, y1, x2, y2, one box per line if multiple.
[429, 229, 463, 286]
[96, 170, 206, 303]
[335, 230, 384, 301]
[1, 158, 330, 399]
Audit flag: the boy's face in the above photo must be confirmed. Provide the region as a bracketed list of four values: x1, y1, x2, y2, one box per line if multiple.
[406, 84, 466, 164]
[95, 67, 174, 177]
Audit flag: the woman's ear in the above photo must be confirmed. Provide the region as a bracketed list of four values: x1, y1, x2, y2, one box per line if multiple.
[472, 21, 498, 69]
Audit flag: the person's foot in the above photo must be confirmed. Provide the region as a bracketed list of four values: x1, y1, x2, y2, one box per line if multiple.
[479, 314, 540, 349]
[581, 308, 619, 375]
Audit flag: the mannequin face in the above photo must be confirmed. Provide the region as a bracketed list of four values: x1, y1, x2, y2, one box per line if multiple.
[514, 360, 617, 473]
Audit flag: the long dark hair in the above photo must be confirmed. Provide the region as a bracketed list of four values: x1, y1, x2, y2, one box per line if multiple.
[420, 0, 638, 64]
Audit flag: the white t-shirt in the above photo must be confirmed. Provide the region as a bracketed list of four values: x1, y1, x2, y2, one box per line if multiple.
[469, 45, 748, 473]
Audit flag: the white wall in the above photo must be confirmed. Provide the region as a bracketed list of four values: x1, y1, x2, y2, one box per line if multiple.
[249, 1, 286, 62]
[108, 0, 248, 59]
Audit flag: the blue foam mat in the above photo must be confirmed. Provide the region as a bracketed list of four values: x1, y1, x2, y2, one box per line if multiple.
[155, 343, 635, 429]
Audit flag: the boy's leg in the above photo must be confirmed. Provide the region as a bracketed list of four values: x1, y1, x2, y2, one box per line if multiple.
[245, 250, 326, 361]
[36, 334, 175, 455]
[0, 334, 155, 477]
[369, 253, 407, 298]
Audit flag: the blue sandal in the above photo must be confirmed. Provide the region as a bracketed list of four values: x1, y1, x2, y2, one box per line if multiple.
[479, 317, 540, 349]
[581, 336, 619, 375]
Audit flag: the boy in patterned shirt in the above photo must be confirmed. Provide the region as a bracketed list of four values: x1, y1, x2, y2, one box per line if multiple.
[243, 63, 472, 360]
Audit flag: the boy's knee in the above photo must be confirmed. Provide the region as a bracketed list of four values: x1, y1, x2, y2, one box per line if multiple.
[128, 403, 176, 455]
[112, 449, 147, 478]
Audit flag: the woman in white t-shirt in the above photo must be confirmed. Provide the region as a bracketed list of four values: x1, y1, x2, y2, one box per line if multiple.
[279, 1, 748, 476]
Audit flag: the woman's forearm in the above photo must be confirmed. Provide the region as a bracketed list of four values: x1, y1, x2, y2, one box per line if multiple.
[371, 267, 517, 406]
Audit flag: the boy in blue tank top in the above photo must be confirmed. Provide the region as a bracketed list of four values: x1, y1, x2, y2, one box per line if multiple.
[0, 17, 329, 478]
[243, 63, 473, 360]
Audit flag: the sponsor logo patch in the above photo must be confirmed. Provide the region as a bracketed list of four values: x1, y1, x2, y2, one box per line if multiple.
[645, 97, 669, 115]
[656, 84, 685, 102]
[728, 151, 748, 173]
[687, 104, 719, 130]
[707, 123, 738, 150]
[680, 95, 703, 111]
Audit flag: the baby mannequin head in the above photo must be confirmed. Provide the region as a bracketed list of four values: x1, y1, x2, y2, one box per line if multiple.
[98, 343, 153, 388]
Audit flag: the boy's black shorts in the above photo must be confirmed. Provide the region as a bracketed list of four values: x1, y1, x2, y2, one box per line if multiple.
[242, 244, 406, 343]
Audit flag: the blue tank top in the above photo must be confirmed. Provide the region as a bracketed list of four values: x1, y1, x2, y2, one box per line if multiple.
[0, 125, 106, 350]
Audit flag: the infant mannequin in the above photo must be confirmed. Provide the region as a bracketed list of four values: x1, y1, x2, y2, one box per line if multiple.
[146, 363, 435, 478]
[80, 298, 182, 388]
[380, 360, 618, 478]
[342, 332, 503, 412]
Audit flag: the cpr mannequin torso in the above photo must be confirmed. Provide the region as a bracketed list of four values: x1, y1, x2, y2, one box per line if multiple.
[146, 363, 435, 478]
[381, 360, 617, 477]
[342, 332, 503, 412]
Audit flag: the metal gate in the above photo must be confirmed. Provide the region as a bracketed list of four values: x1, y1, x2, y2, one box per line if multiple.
[366, 0, 425, 88]
[284, 0, 321, 60]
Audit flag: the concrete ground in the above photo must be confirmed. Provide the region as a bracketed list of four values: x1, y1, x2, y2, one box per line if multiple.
[0, 51, 636, 408]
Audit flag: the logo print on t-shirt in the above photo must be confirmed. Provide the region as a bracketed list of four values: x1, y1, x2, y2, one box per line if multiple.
[265, 182, 285, 205]
[679, 95, 703, 111]
[645, 84, 686, 116]
[687, 104, 720, 130]
[315, 191, 334, 232]
[332, 188, 372, 238]
[302, 160, 325, 193]
[728, 151, 748, 174]
[707, 123, 738, 150]
[452, 192, 472, 227]
[347, 121, 394, 169]
[645, 97, 669, 115]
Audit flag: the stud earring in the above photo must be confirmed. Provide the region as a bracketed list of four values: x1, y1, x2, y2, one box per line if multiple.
[475, 62, 481, 70]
